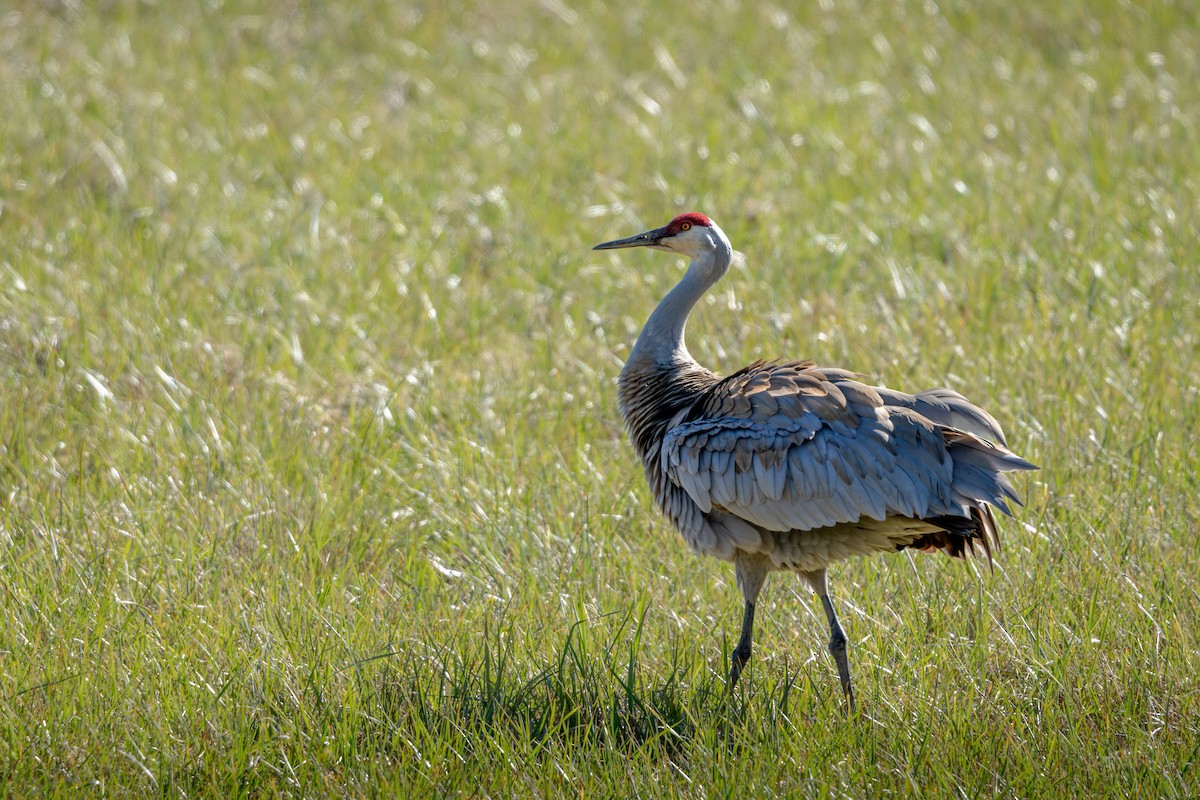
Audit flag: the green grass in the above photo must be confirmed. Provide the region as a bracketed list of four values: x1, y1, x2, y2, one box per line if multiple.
[2, 0, 1198, 795]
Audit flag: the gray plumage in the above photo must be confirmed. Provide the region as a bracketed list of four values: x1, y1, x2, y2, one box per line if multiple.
[594, 212, 1036, 707]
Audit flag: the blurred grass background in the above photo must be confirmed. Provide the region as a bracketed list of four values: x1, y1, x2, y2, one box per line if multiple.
[1, 0, 1198, 795]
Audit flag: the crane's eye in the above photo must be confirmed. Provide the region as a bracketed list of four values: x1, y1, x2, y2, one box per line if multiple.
[680, 221, 692, 231]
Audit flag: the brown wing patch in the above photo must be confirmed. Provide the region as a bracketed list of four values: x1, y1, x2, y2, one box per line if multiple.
[691, 360, 863, 427]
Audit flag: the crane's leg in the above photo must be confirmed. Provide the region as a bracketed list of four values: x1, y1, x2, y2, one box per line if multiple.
[802, 568, 855, 710]
[730, 553, 771, 687]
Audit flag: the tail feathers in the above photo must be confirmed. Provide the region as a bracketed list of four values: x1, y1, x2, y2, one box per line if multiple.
[942, 428, 1037, 513]
[912, 507, 1000, 566]
[944, 428, 1038, 473]
[914, 387, 1012, 447]
[906, 425, 1035, 569]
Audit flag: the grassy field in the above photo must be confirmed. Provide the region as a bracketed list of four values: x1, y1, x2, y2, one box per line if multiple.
[2, 0, 1199, 795]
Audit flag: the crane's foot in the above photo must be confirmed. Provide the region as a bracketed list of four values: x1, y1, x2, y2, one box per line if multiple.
[829, 630, 856, 713]
[729, 641, 752, 687]
[728, 601, 756, 688]
[817, 589, 855, 714]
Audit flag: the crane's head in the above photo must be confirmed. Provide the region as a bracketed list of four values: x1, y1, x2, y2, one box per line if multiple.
[593, 213, 721, 259]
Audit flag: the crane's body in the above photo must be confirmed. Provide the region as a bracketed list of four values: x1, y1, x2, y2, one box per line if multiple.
[595, 213, 1036, 706]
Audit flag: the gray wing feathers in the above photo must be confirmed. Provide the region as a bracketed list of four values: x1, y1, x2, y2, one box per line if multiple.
[940, 428, 1036, 513]
[660, 362, 1035, 537]
[878, 385, 1012, 447]
[664, 415, 946, 532]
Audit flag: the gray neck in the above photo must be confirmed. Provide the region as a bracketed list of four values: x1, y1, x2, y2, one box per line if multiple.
[626, 231, 732, 367]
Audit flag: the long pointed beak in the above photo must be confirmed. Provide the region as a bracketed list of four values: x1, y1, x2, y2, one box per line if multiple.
[592, 225, 669, 251]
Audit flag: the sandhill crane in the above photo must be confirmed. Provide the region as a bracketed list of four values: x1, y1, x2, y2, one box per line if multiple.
[594, 212, 1036, 707]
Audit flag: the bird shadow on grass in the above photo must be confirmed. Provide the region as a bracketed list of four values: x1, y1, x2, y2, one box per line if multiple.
[362, 605, 823, 762]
